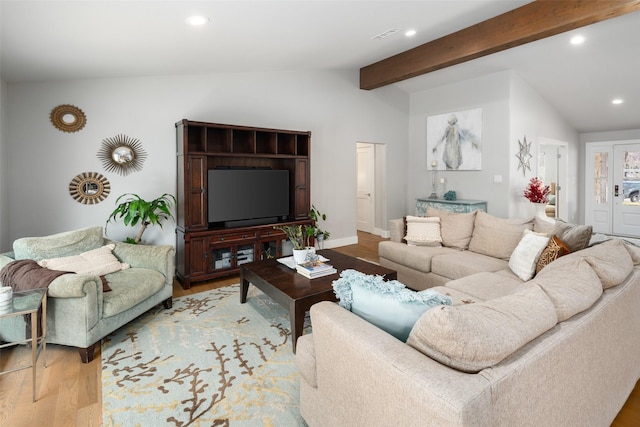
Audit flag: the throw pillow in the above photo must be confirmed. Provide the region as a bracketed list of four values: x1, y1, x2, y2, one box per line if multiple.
[38, 244, 129, 278]
[426, 207, 477, 250]
[332, 269, 452, 342]
[508, 230, 550, 281]
[552, 220, 592, 252]
[407, 284, 558, 373]
[535, 235, 571, 273]
[404, 216, 442, 247]
[468, 211, 533, 260]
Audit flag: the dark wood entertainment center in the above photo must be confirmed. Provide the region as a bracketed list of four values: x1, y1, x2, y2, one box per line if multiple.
[175, 119, 313, 289]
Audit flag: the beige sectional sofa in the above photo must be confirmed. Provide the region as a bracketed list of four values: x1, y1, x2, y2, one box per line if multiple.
[296, 210, 640, 426]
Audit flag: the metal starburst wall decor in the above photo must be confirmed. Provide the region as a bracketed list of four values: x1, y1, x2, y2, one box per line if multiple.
[97, 134, 148, 176]
[516, 135, 533, 176]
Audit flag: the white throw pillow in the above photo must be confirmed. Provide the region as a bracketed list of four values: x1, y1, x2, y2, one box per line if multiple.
[38, 244, 129, 276]
[508, 229, 550, 281]
[404, 216, 442, 247]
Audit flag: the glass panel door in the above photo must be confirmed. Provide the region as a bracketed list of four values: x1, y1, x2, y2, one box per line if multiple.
[613, 144, 640, 236]
[585, 144, 611, 234]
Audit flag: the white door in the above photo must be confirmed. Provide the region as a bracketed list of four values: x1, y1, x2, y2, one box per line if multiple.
[538, 139, 568, 220]
[585, 144, 612, 234]
[356, 143, 374, 233]
[613, 143, 640, 236]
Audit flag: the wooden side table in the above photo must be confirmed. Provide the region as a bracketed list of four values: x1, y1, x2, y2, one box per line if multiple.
[0, 288, 47, 402]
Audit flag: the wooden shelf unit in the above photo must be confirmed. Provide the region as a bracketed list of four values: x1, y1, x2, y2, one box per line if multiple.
[175, 119, 312, 289]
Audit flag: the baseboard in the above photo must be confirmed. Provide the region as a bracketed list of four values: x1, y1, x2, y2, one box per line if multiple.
[322, 235, 358, 249]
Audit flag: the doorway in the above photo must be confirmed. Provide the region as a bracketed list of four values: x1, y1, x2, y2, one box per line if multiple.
[356, 142, 387, 237]
[538, 138, 568, 220]
[585, 140, 640, 237]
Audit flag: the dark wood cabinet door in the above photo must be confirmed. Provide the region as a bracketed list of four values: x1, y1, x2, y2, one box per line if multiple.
[295, 159, 309, 219]
[187, 236, 209, 277]
[187, 155, 207, 229]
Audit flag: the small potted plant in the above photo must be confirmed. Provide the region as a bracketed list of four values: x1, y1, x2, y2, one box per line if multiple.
[106, 193, 176, 244]
[273, 224, 308, 263]
[309, 205, 330, 243]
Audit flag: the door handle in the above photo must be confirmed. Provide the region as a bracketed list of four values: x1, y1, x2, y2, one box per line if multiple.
[615, 184, 619, 197]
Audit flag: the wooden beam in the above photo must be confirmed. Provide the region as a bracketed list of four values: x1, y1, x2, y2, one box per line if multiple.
[360, 0, 640, 90]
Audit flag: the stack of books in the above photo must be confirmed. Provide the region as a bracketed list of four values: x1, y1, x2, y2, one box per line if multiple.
[296, 260, 337, 279]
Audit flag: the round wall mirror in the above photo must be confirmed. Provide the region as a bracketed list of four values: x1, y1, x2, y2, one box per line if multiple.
[50, 104, 87, 133]
[97, 134, 147, 176]
[69, 172, 110, 205]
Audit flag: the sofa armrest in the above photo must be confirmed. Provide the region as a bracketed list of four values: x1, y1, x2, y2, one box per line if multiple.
[389, 218, 405, 243]
[305, 301, 492, 426]
[47, 274, 101, 299]
[110, 241, 175, 285]
[0, 254, 15, 271]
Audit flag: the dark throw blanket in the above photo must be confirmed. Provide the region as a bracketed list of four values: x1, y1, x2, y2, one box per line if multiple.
[0, 259, 71, 338]
[0, 259, 70, 292]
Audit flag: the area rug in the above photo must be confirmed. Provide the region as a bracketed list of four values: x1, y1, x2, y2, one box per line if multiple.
[101, 284, 308, 426]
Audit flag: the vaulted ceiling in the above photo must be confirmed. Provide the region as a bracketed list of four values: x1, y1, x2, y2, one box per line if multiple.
[1, 1, 638, 133]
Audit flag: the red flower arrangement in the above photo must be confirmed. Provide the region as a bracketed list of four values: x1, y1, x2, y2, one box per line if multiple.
[524, 177, 550, 203]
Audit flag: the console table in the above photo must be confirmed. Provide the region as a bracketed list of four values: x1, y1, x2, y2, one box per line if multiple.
[416, 198, 487, 216]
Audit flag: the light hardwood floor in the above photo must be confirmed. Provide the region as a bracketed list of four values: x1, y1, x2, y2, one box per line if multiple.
[1, 232, 638, 426]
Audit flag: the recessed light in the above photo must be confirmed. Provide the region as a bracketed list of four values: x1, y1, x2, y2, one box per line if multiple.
[612, 98, 624, 105]
[405, 29, 417, 37]
[570, 35, 585, 45]
[186, 16, 210, 26]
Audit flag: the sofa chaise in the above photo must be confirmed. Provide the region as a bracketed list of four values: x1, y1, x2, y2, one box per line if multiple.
[296, 210, 640, 426]
[0, 226, 174, 362]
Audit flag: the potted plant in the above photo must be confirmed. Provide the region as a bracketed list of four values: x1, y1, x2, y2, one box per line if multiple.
[106, 193, 176, 244]
[273, 224, 308, 263]
[309, 205, 330, 242]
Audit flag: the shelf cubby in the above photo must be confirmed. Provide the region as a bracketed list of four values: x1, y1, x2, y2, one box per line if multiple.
[206, 127, 232, 153]
[277, 133, 296, 155]
[256, 131, 277, 154]
[232, 129, 255, 154]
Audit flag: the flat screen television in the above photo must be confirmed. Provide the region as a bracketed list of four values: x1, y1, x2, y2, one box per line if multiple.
[207, 168, 289, 227]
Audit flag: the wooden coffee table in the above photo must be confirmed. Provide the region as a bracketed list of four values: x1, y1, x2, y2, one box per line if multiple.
[240, 249, 396, 352]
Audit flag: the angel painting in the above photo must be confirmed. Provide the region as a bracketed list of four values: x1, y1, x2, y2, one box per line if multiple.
[428, 108, 482, 170]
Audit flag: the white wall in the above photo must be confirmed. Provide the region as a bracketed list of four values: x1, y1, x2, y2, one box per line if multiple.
[5, 70, 409, 250]
[0, 77, 8, 250]
[409, 72, 511, 217]
[407, 70, 578, 220]
[509, 73, 579, 222]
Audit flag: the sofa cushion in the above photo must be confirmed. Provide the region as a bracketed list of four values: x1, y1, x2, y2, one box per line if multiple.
[429, 286, 483, 305]
[332, 269, 452, 341]
[508, 230, 550, 281]
[426, 208, 477, 250]
[404, 216, 442, 247]
[535, 235, 571, 273]
[532, 215, 555, 235]
[407, 284, 558, 373]
[13, 226, 105, 261]
[552, 220, 592, 252]
[445, 272, 528, 301]
[102, 268, 166, 317]
[532, 256, 602, 322]
[468, 211, 533, 260]
[37, 244, 129, 277]
[378, 241, 455, 274]
[431, 251, 508, 280]
[579, 239, 633, 289]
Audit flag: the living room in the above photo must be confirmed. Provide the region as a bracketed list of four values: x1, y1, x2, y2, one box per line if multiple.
[1, 1, 640, 425]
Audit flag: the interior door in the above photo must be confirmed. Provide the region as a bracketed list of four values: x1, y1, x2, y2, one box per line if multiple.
[613, 143, 640, 236]
[356, 143, 374, 233]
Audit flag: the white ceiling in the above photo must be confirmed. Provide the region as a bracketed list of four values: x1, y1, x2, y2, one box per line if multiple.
[1, 1, 638, 133]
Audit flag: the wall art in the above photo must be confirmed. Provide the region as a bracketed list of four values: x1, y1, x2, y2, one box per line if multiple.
[69, 172, 110, 204]
[97, 134, 148, 176]
[427, 108, 482, 171]
[50, 104, 87, 133]
[516, 135, 533, 176]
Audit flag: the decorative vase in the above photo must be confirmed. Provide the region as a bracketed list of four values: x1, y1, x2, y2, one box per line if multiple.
[292, 248, 308, 264]
[532, 202, 547, 218]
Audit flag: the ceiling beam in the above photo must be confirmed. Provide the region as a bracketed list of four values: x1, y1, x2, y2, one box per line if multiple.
[360, 0, 640, 90]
